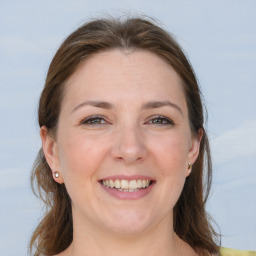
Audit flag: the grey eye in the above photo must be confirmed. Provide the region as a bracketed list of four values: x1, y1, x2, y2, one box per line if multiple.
[147, 116, 174, 125]
[82, 116, 107, 125]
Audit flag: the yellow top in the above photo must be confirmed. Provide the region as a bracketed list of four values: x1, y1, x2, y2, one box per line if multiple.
[220, 247, 256, 256]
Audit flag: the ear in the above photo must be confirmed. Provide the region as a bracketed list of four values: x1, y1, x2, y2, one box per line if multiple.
[186, 128, 203, 176]
[40, 126, 64, 184]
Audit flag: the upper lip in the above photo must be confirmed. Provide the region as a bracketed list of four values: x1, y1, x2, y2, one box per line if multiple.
[99, 175, 156, 181]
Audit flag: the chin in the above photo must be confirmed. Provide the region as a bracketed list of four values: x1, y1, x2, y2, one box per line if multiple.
[107, 223, 150, 236]
[102, 209, 153, 235]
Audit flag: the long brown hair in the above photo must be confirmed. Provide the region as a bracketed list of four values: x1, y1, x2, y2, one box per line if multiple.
[30, 17, 220, 256]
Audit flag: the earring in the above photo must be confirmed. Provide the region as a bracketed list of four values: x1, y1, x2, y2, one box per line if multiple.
[188, 162, 192, 170]
[54, 171, 60, 178]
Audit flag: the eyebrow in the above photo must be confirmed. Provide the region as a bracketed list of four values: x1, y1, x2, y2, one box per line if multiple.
[71, 101, 114, 113]
[71, 100, 183, 115]
[142, 101, 183, 116]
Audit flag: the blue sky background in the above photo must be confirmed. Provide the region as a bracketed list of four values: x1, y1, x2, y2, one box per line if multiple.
[0, 1, 255, 255]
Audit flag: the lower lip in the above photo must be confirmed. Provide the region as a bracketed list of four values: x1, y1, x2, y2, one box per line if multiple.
[99, 182, 155, 200]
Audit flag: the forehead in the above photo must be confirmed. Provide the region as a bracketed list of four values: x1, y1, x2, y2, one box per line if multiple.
[63, 49, 187, 111]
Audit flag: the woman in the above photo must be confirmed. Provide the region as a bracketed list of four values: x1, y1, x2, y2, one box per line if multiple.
[30, 17, 219, 256]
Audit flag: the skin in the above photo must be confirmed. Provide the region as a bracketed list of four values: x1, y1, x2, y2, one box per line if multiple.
[41, 49, 202, 256]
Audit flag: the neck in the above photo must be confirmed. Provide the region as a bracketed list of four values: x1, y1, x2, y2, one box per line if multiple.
[63, 211, 190, 256]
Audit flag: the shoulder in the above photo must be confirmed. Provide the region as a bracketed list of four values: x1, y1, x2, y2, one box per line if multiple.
[220, 247, 256, 256]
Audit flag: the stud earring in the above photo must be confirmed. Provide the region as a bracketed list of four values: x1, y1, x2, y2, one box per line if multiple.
[188, 162, 192, 170]
[54, 171, 60, 178]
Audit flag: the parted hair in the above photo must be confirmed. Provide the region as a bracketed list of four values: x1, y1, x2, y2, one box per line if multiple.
[30, 16, 220, 256]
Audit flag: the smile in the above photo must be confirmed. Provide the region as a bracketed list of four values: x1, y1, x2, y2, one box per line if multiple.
[99, 176, 155, 200]
[101, 179, 152, 192]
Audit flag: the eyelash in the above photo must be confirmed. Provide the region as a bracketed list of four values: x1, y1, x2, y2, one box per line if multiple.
[146, 115, 174, 126]
[81, 115, 108, 125]
[80, 115, 174, 126]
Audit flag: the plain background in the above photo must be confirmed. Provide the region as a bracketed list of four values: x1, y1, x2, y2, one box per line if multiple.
[0, 1, 255, 255]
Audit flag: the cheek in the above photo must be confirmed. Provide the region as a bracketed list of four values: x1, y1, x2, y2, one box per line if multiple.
[145, 134, 190, 212]
[57, 132, 107, 180]
[149, 132, 190, 177]
[57, 133, 111, 208]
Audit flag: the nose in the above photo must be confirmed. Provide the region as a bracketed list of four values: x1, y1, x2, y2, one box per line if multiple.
[110, 125, 148, 165]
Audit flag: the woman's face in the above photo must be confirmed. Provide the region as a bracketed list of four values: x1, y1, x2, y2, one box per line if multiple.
[42, 49, 201, 235]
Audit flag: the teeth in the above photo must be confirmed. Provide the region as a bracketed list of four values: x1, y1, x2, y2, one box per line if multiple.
[118, 188, 139, 192]
[129, 180, 137, 189]
[102, 179, 151, 190]
[120, 180, 129, 189]
[109, 180, 115, 188]
[114, 179, 121, 188]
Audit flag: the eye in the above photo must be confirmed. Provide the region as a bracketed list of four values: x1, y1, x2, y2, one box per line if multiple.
[81, 115, 108, 125]
[146, 115, 174, 126]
